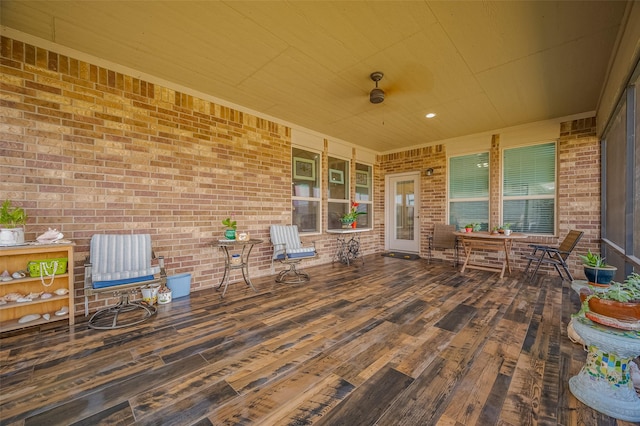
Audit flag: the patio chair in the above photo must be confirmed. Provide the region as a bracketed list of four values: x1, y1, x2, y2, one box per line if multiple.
[427, 224, 459, 266]
[523, 230, 584, 282]
[84, 234, 166, 330]
[270, 225, 316, 283]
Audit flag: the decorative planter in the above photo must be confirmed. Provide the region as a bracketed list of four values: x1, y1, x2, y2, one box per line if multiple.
[351, 221, 357, 229]
[224, 229, 236, 240]
[584, 265, 617, 287]
[586, 297, 640, 322]
[341, 219, 354, 229]
[0, 227, 25, 246]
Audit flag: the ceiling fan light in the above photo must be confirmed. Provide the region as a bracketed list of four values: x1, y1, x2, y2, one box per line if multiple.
[370, 88, 385, 104]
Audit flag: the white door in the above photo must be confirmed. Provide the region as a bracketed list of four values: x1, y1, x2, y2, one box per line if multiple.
[386, 172, 420, 253]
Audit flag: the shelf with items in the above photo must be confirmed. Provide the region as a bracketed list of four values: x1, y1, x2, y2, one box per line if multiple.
[0, 243, 75, 333]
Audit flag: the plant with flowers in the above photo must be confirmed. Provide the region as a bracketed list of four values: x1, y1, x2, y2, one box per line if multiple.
[341, 202, 366, 222]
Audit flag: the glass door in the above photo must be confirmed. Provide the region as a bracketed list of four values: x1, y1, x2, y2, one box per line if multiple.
[386, 172, 420, 253]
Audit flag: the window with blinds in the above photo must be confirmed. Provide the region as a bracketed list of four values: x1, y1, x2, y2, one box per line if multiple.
[327, 156, 350, 230]
[449, 152, 489, 230]
[292, 147, 321, 234]
[502, 142, 556, 234]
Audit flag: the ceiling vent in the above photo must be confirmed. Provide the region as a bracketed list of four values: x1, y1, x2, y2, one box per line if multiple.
[369, 72, 385, 104]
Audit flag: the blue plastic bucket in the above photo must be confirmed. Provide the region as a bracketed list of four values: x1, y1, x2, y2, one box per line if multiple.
[166, 273, 191, 298]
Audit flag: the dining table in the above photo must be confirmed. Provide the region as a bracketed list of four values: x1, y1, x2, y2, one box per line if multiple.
[453, 231, 528, 279]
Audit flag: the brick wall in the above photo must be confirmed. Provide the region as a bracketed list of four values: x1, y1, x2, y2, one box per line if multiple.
[0, 35, 602, 318]
[377, 119, 601, 279]
[0, 36, 347, 316]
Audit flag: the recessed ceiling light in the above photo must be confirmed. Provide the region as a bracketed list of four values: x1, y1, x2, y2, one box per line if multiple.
[425, 113, 436, 118]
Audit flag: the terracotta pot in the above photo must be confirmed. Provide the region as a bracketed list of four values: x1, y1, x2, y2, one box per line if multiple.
[580, 293, 640, 322]
[351, 221, 356, 229]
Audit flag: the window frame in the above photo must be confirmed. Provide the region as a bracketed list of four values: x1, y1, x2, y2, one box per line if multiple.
[291, 146, 322, 235]
[501, 141, 557, 236]
[327, 155, 351, 231]
[448, 151, 490, 231]
[354, 162, 373, 229]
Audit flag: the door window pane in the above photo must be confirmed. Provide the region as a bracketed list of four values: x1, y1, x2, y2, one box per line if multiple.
[395, 180, 415, 240]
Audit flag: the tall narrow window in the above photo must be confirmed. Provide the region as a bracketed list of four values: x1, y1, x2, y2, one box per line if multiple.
[327, 156, 349, 230]
[503, 142, 556, 234]
[355, 163, 373, 228]
[292, 148, 321, 233]
[449, 152, 489, 230]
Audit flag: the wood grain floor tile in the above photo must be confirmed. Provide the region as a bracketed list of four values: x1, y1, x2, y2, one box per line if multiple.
[1, 255, 633, 425]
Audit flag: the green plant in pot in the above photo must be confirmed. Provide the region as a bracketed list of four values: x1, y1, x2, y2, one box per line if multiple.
[579, 250, 617, 287]
[222, 217, 237, 240]
[340, 202, 366, 228]
[576, 272, 640, 327]
[0, 200, 27, 246]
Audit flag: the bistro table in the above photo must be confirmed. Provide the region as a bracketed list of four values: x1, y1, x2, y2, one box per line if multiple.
[214, 238, 262, 298]
[454, 231, 528, 279]
[326, 228, 371, 266]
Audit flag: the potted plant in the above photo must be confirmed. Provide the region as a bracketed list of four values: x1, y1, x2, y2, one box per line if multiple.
[577, 272, 640, 328]
[579, 250, 617, 287]
[497, 223, 511, 235]
[0, 200, 27, 246]
[464, 223, 478, 233]
[491, 226, 499, 235]
[222, 217, 237, 240]
[341, 202, 366, 229]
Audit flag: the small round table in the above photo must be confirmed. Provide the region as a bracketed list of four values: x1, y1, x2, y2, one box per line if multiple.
[326, 228, 370, 266]
[569, 315, 640, 422]
[215, 239, 262, 298]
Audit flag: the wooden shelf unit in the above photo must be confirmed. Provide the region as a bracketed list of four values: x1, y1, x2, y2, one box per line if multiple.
[0, 243, 75, 333]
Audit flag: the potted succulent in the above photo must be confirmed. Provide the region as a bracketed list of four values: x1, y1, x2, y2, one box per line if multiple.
[577, 272, 640, 328]
[222, 217, 237, 240]
[579, 250, 617, 287]
[0, 200, 27, 246]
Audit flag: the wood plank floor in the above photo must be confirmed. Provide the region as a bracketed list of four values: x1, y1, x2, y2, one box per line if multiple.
[1, 254, 637, 425]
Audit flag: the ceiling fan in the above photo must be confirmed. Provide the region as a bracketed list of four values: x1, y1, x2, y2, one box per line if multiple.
[369, 71, 385, 104]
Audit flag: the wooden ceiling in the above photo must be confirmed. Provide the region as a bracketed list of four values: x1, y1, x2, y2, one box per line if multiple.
[0, 1, 629, 152]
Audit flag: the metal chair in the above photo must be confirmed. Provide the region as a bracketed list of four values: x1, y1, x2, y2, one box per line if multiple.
[523, 230, 584, 281]
[84, 234, 166, 329]
[270, 225, 316, 283]
[427, 224, 459, 266]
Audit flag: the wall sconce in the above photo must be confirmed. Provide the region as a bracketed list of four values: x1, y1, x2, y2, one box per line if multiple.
[425, 168, 434, 176]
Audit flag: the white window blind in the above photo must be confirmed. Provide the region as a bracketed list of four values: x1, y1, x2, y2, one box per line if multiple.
[503, 142, 556, 234]
[449, 153, 489, 230]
